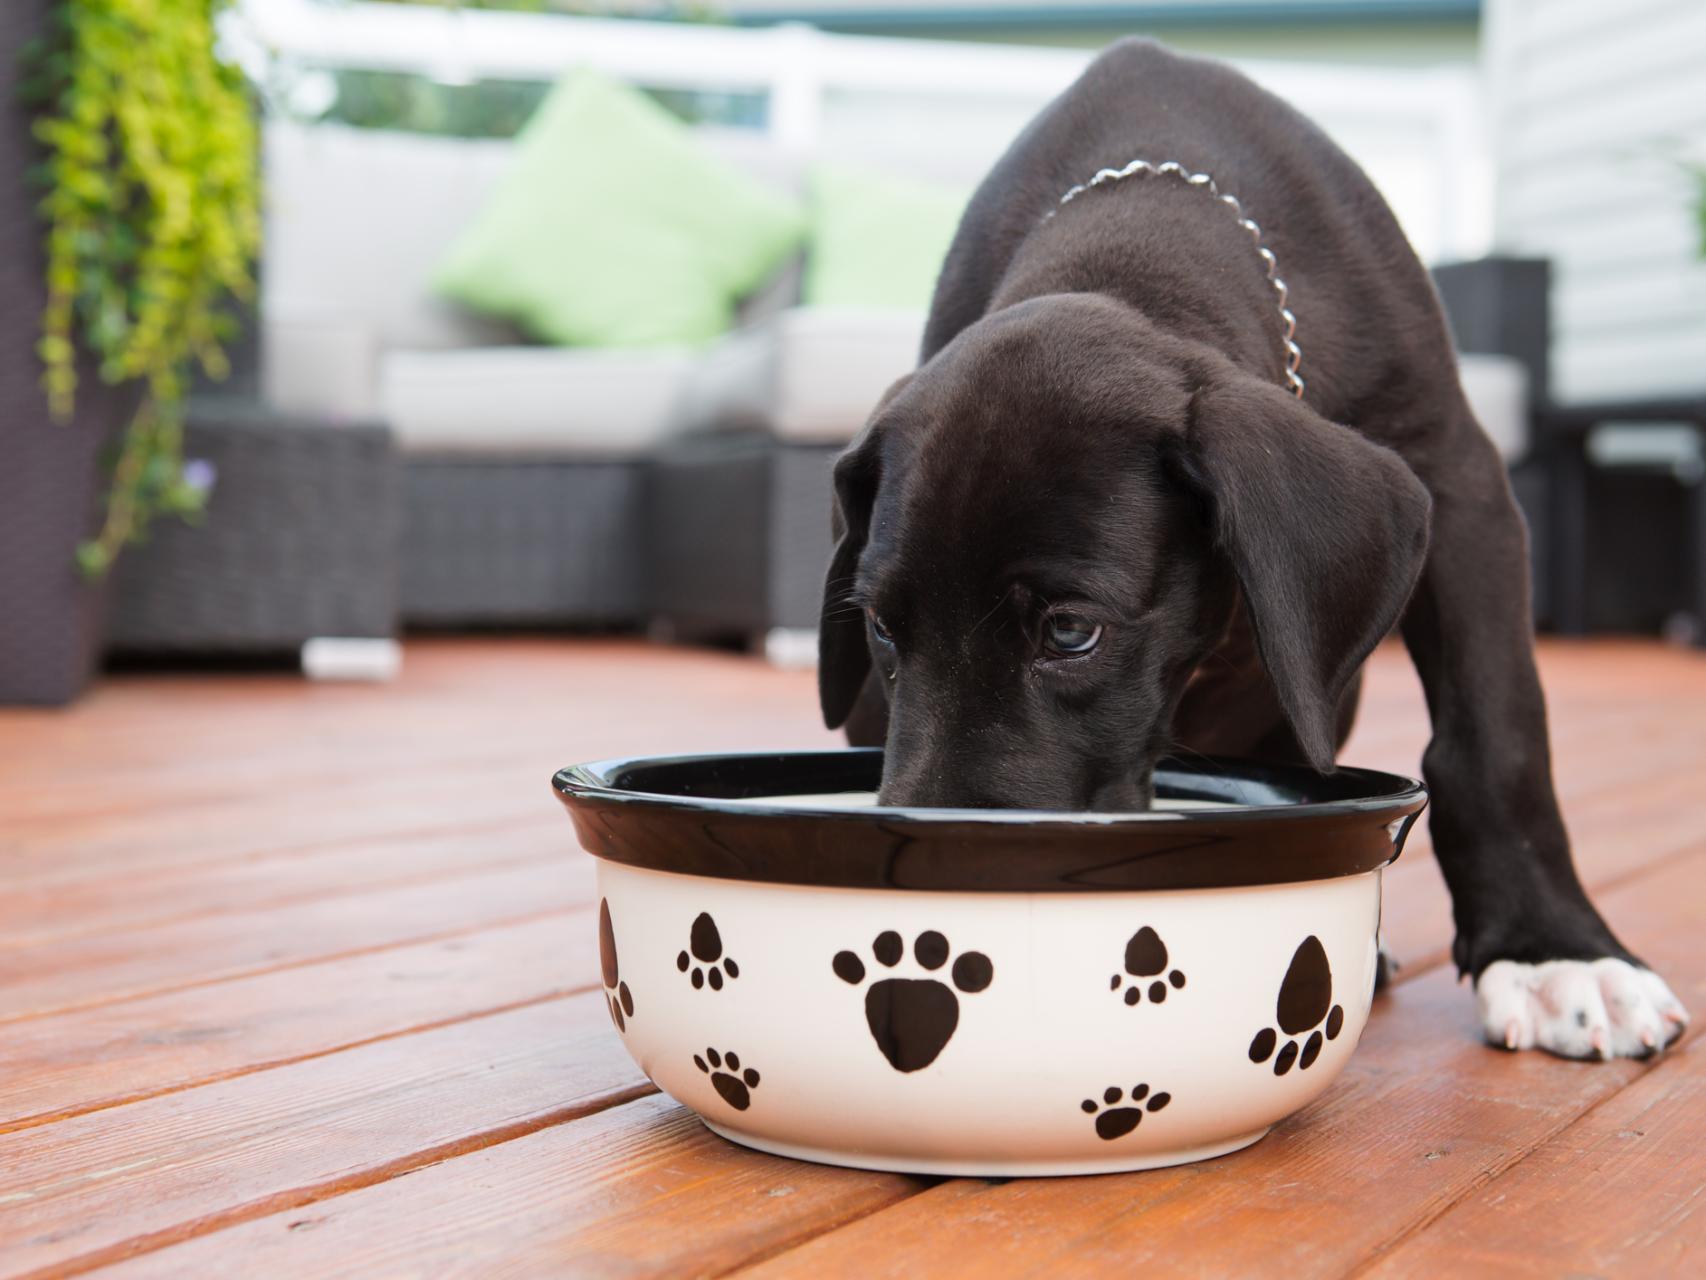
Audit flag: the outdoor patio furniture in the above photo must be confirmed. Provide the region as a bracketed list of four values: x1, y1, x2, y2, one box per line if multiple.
[260, 118, 826, 632]
[105, 399, 401, 659]
[1537, 396, 1706, 644]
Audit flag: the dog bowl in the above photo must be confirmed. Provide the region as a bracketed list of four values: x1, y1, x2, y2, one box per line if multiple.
[554, 749, 1425, 1176]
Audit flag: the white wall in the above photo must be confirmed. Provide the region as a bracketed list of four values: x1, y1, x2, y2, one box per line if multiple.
[1485, 0, 1706, 403]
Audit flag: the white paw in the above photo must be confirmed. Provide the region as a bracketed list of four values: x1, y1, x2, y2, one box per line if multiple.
[1476, 958, 1689, 1059]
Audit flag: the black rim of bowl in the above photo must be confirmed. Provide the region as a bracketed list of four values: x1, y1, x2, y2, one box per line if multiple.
[553, 749, 1427, 893]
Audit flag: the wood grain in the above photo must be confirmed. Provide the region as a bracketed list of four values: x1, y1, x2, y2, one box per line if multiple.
[0, 818, 576, 951]
[1362, 1035, 1706, 1278]
[0, 916, 583, 1133]
[0, 996, 650, 1279]
[0, 864, 588, 1025]
[91, 1095, 926, 1280]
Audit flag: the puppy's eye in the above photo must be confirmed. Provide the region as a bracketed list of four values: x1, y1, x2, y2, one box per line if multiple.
[1042, 612, 1102, 658]
[867, 611, 895, 645]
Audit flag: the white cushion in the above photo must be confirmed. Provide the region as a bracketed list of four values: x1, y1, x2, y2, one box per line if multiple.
[261, 121, 807, 428]
[380, 346, 696, 455]
[677, 306, 924, 443]
[262, 121, 804, 354]
[261, 309, 382, 422]
[1458, 353, 1531, 462]
[263, 122, 521, 354]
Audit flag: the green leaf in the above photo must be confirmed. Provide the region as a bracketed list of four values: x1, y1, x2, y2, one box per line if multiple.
[31, 0, 259, 572]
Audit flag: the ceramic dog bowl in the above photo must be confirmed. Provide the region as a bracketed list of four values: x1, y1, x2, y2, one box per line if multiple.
[554, 749, 1425, 1177]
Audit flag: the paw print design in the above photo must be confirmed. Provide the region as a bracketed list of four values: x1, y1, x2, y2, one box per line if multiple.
[833, 929, 993, 1072]
[1248, 935, 1345, 1075]
[677, 912, 739, 990]
[1110, 926, 1187, 1005]
[1081, 1083, 1171, 1140]
[694, 1047, 761, 1111]
[598, 899, 634, 1033]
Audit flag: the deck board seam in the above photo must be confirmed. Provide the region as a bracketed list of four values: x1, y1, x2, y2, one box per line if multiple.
[1338, 1029, 1697, 1279]
[5, 1082, 662, 1280]
[1, 811, 567, 897]
[705, 1178, 946, 1279]
[0, 987, 584, 1137]
[1, 753, 571, 834]
[0, 905, 589, 1029]
[0, 853, 575, 956]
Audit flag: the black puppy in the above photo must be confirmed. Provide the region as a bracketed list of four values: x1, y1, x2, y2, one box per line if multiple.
[816, 40, 1687, 1059]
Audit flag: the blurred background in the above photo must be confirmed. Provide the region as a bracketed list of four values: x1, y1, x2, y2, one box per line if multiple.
[3, 0, 1703, 704]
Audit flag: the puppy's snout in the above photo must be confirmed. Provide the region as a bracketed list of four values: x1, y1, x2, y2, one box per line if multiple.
[878, 770, 1012, 810]
[880, 746, 1160, 813]
[878, 742, 1034, 809]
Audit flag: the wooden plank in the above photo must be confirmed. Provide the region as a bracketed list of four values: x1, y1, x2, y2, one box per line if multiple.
[0, 864, 584, 1024]
[713, 846, 1706, 1279]
[0, 916, 583, 1134]
[87, 1096, 924, 1280]
[0, 996, 651, 1279]
[0, 819, 578, 951]
[0, 768, 560, 891]
[1363, 1034, 1706, 1278]
[0, 639, 829, 828]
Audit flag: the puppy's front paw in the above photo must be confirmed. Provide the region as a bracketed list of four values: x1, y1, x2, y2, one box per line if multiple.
[1476, 958, 1689, 1059]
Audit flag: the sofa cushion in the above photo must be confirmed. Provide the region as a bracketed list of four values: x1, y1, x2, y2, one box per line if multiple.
[264, 123, 523, 354]
[804, 162, 968, 310]
[432, 71, 805, 347]
[381, 347, 695, 455]
[676, 306, 924, 444]
[1458, 352, 1530, 461]
[260, 119, 806, 418]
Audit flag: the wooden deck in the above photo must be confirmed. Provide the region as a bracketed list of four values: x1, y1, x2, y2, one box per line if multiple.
[2, 636, 1703, 1277]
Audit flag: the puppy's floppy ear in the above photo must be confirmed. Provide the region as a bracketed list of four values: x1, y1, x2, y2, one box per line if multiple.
[818, 375, 909, 729]
[1177, 369, 1432, 771]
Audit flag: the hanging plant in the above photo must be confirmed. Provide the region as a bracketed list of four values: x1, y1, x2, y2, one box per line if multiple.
[28, 0, 260, 576]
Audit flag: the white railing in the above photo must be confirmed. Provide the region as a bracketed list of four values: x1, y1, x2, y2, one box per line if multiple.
[228, 0, 1492, 261]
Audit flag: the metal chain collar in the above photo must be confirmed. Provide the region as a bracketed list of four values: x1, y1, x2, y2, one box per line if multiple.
[1048, 159, 1305, 398]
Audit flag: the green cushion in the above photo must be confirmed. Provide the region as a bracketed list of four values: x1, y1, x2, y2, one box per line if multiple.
[434, 72, 805, 347]
[804, 162, 969, 310]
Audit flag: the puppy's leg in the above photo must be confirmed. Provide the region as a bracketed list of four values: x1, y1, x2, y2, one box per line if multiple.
[1400, 421, 1687, 1058]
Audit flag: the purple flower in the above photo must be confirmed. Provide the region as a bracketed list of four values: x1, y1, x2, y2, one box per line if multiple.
[181, 458, 217, 495]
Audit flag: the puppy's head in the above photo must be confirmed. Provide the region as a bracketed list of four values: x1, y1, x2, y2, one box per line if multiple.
[819, 294, 1430, 810]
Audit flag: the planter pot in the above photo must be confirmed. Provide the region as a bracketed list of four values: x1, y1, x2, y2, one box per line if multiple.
[0, 0, 132, 704]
